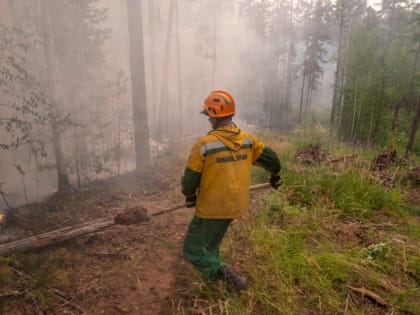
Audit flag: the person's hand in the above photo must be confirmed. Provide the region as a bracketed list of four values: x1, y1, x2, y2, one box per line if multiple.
[185, 195, 197, 208]
[270, 174, 282, 189]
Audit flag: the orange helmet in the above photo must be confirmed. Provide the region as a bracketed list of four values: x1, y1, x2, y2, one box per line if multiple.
[201, 90, 235, 118]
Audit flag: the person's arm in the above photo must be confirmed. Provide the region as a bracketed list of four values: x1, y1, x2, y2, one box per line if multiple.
[250, 134, 282, 189]
[255, 146, 281, 175]
[256, 146, 282, 189]
[182, 167, 201, 197]
[181, 142, 204, 206]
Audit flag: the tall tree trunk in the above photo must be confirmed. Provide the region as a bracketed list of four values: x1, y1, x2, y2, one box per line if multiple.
[406, 44, 419, 114]
[337, 68, 347, 134]
[330, 1, 346, 137]
[4, 0, 16, 25]
[158, 0, 175, 142]
[283, 0, 296, 128]
[303, 72, 313, 117]
[72, 127, 81, 189]
[350, 81, 358, 142]
[298, 74, 306, 123]
[175, 0, 183, 137]
[283, 34, 295, 127]
[211, 5, 217, 90]
[39, 0, 71, 192]
[406, 96, 420, 159]
[126, 0, 151, 173]
[373, 0, 395, 140]
[148, 0, 158, 130]
[391, 100, 401, 132]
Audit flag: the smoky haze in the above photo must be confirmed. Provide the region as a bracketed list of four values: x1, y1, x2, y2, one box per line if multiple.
[0, 0, 338, 208]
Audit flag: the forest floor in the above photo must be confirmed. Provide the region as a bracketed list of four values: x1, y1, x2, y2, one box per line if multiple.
[0, 153, 199, 314]
[0, 150, 271, 315]
[1, 138, 419, 315]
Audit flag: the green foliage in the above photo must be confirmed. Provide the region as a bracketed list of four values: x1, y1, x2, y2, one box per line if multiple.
[0, 26, 52, 152]
[406, 223, 420, 240]
[0, 258, 13, 287]
[407, 256, 420, 280]
[178, 131, 419, 314]
[338, 3, 420, 147]
[281, 166, 403, 217]
[0, 253, 70, 312]
[362, 242, 391, 262]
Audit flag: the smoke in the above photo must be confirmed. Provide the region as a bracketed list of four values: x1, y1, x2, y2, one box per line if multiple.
[0, 0, 336, 208]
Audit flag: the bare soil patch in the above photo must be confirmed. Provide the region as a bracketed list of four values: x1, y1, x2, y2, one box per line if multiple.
[0, 169, 194, 315]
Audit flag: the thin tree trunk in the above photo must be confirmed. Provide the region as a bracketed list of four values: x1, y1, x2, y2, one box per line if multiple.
[303, 72, 313, 118]
[350, 81, 358, 142]
[39, 0, 71, 192]
[406, 96, 420, 159]
[116, 92, 121, 175]
[356, 97, 362, 142]
[4, 0, 14, 25]
[330, 1, 345, 137]
[406, 44, 419, 115]
[21, 176, 28, 209]
[373, 0, 394, 138]
[391, 100, 401, 132]
[337, 69, 347, 133]
[284, 33, 295, 126]
[175, 0, 183, 137]
[158, 0, 175, 142]
[298, 75, 306, 123]
[5, 1, 67, 196]
[211, 5, 217, 90]
[283, 0, 295, 127]
[367, 103, 375, 144]
[33, 147, 40, 202]
[126, 0, 151, 173]
[148, 0, 158, 129]
[73, 127, 81, 189]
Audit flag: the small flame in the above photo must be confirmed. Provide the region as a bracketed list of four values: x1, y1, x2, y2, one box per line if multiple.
[0, 213, 4, 224]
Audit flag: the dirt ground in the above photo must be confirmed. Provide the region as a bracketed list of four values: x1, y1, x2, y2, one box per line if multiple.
[1, 164, 202, 315]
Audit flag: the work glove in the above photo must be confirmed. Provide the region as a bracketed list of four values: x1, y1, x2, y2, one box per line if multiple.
[185, 195, 197, 208]
[270, 174, 282, 190]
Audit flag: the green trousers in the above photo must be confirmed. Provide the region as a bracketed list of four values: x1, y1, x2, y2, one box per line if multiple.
[183, 216, 233, 281]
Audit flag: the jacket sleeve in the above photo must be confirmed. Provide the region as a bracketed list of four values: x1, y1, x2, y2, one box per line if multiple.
[182, 167, 201, 196]
[255, 146, 281, 175]
[181, 141, 204, 196]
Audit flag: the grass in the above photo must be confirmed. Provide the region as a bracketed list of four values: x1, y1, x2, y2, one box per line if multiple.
[1, 127, 418, 314]
[0, 253, 67, 312]
[173, 128, 420, 314]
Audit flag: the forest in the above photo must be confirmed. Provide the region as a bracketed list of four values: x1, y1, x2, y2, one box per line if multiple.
[0, 0, 419, 314]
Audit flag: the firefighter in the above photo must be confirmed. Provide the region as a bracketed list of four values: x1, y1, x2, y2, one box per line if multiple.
[182, 90, 282, 293]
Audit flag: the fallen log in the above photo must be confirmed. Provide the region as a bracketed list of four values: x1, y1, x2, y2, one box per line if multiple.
[0, 183, 271, 257]
[0, 218, 115, 256]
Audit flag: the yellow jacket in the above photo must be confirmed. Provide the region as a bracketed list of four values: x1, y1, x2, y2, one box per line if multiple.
[182, 124, 280, 219]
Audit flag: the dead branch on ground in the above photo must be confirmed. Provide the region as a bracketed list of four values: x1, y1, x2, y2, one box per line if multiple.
[346, 285, 388, 307]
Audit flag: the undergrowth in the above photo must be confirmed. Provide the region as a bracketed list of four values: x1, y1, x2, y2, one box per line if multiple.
[175, 128, 420, 315]
[0, 252, 71, 313]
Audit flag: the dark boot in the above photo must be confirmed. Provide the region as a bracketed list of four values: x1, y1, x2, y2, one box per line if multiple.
[217, 266, 247, 293]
